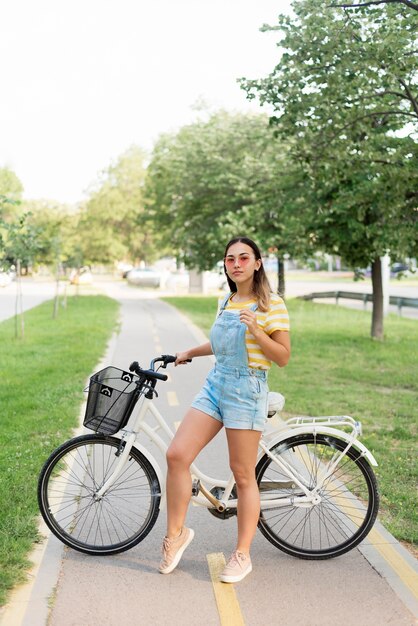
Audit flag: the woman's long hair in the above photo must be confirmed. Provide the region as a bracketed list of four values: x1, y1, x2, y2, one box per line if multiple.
[224, 237, 271, 312]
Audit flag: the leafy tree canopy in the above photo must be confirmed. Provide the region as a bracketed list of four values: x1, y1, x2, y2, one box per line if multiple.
[77, 146, 156, 265]
[0, 167, 24, 222]
[240, 0, 418, 269]
[19, 200, 80, 268]
[145, 110, 311, 271]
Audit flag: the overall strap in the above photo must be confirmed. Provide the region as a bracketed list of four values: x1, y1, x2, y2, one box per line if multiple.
[218, 292, 232, 315]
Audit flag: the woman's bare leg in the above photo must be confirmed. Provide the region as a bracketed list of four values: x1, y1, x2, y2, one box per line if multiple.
[166, 408, 222, 538]
[225, 429, 261, 554]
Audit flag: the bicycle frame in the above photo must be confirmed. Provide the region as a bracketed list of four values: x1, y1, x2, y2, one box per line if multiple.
[95, 389, 378, 513]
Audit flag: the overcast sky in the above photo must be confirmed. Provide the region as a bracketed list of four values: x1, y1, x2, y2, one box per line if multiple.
[0, 1, 291, 204]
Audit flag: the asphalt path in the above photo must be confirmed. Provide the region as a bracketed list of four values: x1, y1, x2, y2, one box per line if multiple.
[0, 280, 56, 322]
[1, 281, 417, 626]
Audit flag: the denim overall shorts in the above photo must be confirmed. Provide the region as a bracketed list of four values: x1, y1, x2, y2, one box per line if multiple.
[191, 294, 269, 431]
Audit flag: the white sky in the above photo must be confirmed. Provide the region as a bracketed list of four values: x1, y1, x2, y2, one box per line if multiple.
[0, 1, 291, 204]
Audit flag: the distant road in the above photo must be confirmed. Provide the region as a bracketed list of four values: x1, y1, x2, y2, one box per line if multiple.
[0, 280, 56, 322]
[0, 274, 417, 324]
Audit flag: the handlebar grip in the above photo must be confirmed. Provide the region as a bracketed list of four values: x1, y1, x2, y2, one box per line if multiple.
[151, 370, 168, 381]
[162, 354, 192, 364]
[161, 354, 177, 364]
[129, 361, 168, 382]
[129, 361, 140, 373]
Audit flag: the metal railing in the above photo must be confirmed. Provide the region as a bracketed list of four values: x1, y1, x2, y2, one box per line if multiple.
[299, 291, 418, 315]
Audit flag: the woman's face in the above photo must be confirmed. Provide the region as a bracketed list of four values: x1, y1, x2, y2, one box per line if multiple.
[224, 242, 261, 286]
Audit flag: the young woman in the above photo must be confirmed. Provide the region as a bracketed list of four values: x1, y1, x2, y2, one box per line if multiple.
[159, 236, 291, 583]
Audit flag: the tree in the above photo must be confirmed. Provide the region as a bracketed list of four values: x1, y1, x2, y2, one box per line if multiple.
[241, 0, 418, 338]
[18, 200, 74, 267]
[0, 167, 23, 223]
[78, 146, 156, 265]
[0, 167, 23, 201]
[330, 1, 418, 10]
[145, 110, 310, 293]
[0, 212, 41, 337]
[146, 111, 265, 269]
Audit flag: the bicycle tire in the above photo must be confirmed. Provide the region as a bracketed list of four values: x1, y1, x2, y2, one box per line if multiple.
[256, 433, 379, 559]
[38, 434, 161, 555]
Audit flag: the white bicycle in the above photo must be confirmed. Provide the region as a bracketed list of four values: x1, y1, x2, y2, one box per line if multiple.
[38, 354, 379, 560]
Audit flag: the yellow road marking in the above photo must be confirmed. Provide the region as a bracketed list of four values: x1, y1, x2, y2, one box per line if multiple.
[206, 553, 246, 626]
[174, 420, 181, 430]
[167, 391, 179, 406]
[332, 491, 418, 599]
[291, 446, 418, 600]
[152, 326, 162, 351]
[367, 528, 418, 599]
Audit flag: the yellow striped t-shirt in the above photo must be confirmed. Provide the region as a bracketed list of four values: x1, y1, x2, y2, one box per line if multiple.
[222, 293, 290, 370]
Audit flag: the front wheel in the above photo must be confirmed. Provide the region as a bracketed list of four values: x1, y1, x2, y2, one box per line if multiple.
[256, 433, 379, 559]
[38, 434, 161, 555]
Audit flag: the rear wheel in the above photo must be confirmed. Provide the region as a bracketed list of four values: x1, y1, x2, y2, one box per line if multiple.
[38, 434, 161, 555]
[257, 433, 379, 559]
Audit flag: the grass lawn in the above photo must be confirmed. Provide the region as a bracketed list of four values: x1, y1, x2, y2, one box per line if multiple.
[162, 296, 417, 552]
[0, 296, 119, 607]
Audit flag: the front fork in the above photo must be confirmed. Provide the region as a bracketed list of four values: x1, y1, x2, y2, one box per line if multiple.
[94, 432, 136, 499]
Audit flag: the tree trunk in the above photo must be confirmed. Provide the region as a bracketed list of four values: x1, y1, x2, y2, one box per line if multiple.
[277, 254, 286, 298]
[53, 277, 60, 318]
[15, 259, 24, 339]
[53, 261, 60, 318]
[371, 258, 384, 340]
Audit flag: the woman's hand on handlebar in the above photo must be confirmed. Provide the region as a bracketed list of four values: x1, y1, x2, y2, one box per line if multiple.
[174, 342, 213, 365]
[175, 351, 192, 366]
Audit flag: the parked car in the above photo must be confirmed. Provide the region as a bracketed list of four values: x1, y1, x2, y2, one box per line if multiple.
[390, 263, 410, 277]
[126, 267, 161, 288]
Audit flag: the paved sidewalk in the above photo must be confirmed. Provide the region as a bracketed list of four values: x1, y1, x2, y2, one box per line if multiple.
[1, 292, 417, 626]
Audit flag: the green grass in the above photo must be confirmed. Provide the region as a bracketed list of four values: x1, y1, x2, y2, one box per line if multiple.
[0, 296, 119, 607]
[162, 296, 418, 550]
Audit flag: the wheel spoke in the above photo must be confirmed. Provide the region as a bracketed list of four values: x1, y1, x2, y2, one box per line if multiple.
[257, 434, 379, 558]
[39, 436, 160, 555]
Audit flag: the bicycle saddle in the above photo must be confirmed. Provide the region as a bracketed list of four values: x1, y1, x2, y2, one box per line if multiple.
[267, 392, 285, 417]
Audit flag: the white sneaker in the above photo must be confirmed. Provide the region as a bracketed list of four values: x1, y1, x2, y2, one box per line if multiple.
[158, 527, 194, 574]
[219, 551, 252, 583]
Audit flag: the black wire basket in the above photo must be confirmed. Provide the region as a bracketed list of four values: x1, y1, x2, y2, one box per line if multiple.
[83, 366, 140, 435]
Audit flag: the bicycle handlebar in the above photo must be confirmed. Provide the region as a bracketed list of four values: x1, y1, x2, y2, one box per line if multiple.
[129, 353, 191, 384]
[156, 354, 192, 365]
[129, 361, 168, 381]
[129, 354, 193, 385]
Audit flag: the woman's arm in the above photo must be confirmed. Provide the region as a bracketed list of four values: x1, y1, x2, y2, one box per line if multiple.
[175, 341, 213, 365]
[256, 329, 291, 367]
[239, 310, 291, 367]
